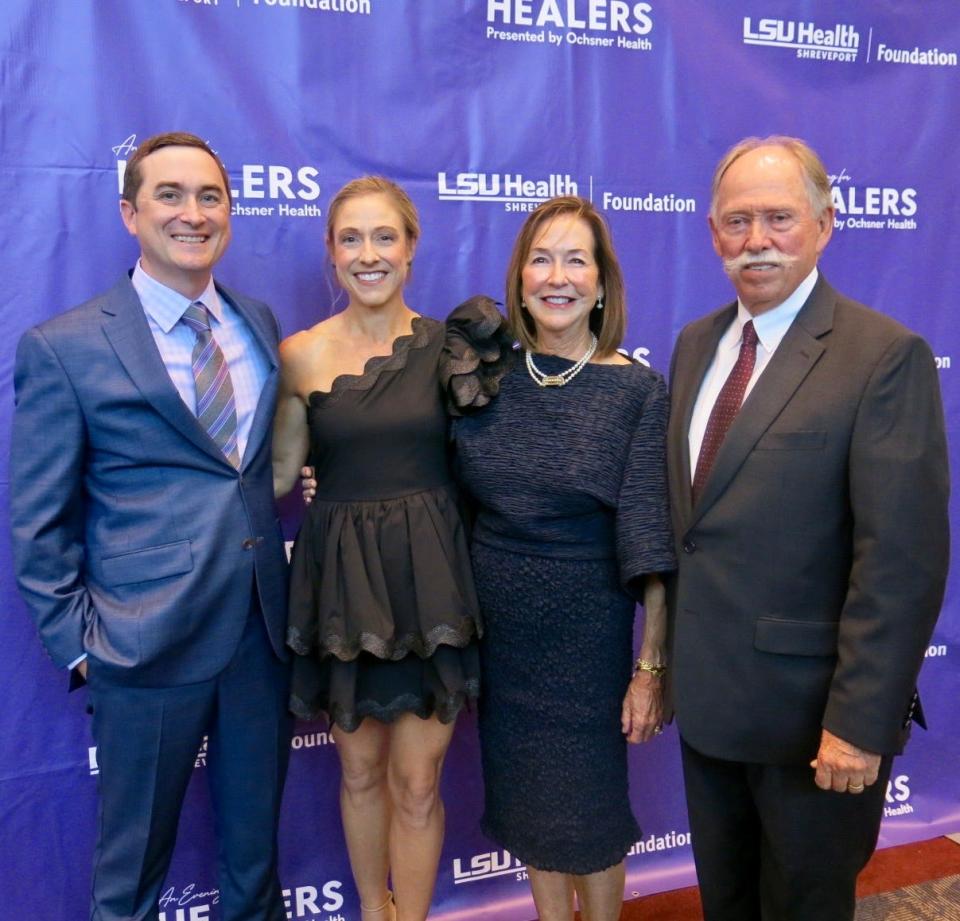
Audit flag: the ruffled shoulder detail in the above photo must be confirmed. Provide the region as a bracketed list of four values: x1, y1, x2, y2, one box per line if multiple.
[441, 295, 516, 416]
[309, 315, 438, 405]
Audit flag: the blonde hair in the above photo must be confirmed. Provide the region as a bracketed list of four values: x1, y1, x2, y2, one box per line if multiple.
[325, 175, 421, 252]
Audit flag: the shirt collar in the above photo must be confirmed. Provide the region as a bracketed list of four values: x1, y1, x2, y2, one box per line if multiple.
[132, 261, 223, 334]
[729, 266, 819, 353]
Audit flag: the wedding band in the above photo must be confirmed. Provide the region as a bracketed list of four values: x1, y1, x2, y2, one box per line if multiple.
[848, 783, 865, 792]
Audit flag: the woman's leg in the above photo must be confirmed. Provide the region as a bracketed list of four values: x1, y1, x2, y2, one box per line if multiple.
[572, 862, 626, 921]
[527, 867, 576, 921]
[386, 713, 457, 921]
[332, 721, 395, 919]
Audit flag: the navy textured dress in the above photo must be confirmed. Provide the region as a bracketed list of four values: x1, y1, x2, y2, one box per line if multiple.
[451, 333, 676, 874]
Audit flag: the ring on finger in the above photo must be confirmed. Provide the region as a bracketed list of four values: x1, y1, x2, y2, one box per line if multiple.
[848, 782, 865, 793]
[653, 725, 663, 735]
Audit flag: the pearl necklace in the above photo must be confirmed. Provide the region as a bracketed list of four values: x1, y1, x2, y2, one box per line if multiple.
[525, 333, 598, 387]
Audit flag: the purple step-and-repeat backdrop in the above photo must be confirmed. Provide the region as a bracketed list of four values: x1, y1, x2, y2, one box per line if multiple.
[2, 2, 958, 919]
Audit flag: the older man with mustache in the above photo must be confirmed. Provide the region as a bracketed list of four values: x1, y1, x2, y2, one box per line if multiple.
[665, 136, 949, 921]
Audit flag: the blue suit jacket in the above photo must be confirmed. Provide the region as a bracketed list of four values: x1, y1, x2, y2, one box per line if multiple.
[10, 274, 289, 687]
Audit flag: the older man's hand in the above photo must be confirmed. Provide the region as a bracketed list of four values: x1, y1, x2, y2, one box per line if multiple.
[810, 728, 882, 794]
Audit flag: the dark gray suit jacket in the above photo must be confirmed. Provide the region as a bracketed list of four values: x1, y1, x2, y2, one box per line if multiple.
[10, 275, 289, 687]
[666, 275, 949, 763]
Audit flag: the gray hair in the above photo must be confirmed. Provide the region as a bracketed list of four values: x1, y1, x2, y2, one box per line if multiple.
[709, 135, 833, 220]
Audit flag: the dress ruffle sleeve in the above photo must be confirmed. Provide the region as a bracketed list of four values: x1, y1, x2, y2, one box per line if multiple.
[616, 372, 677, 599]
[441, 295, 516, 416]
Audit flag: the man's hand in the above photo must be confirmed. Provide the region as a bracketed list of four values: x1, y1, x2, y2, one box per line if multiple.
[810, 728, 882, 794]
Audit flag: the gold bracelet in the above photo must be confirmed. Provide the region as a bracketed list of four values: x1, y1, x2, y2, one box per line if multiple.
[634, 658, 666, 678]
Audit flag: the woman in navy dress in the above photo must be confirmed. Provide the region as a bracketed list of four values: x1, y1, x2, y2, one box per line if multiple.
[448, 197, 676, 921]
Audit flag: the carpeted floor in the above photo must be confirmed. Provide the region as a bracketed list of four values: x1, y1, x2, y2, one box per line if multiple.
[855, 874, 960, 920]
[610, 836, 960, 920]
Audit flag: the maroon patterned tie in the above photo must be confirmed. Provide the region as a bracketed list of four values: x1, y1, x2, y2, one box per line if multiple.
[692, 320, 758, 503]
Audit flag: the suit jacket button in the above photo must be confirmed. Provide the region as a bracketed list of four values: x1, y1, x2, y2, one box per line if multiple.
[682, 539, 697, 554]
[241, 538, 255, 550]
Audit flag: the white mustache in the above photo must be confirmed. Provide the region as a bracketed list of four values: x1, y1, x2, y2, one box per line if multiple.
[723, 249, 798, 276]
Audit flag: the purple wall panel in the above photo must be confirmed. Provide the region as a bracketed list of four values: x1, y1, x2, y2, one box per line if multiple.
[2, 2, 957, 917]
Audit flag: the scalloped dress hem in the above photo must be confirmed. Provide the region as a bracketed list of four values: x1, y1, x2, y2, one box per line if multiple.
[291, 680, 480, 733]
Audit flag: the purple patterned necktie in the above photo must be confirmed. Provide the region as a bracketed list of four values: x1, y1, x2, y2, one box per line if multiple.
[692, 320, 758, 503]
[181, 302, 240, 467]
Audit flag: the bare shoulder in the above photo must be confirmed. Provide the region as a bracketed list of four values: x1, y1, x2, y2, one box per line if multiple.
[278, 318, 339, 393]
[281, 316, 340, 361]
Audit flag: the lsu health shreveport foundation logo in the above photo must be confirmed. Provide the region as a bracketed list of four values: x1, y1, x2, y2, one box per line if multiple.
[871, 38, 958, 67]
[438, 171, 580, 212]
[742, 16, 860, 62]
[452, 848, 526, 884]
[244, 0, 369, 10]
[177, 0, 372, 12]
[627, 828, 691, 856]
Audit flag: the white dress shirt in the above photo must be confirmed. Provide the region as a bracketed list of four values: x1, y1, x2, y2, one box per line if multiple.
[687, 267, 819, 482]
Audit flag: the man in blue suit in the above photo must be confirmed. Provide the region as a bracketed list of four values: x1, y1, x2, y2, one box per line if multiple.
[10, 132, 292, 921]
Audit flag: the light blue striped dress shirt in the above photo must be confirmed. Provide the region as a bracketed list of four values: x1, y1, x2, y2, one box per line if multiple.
[132, 262, 270, 462]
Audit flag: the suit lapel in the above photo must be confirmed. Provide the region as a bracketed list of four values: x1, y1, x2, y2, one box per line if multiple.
[688, 277, 836, 526]
[671, 305, 736, 526]
[100, 276, 230, 464]
[216, 283, 279, 471]
[217, 282, 279, 374]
